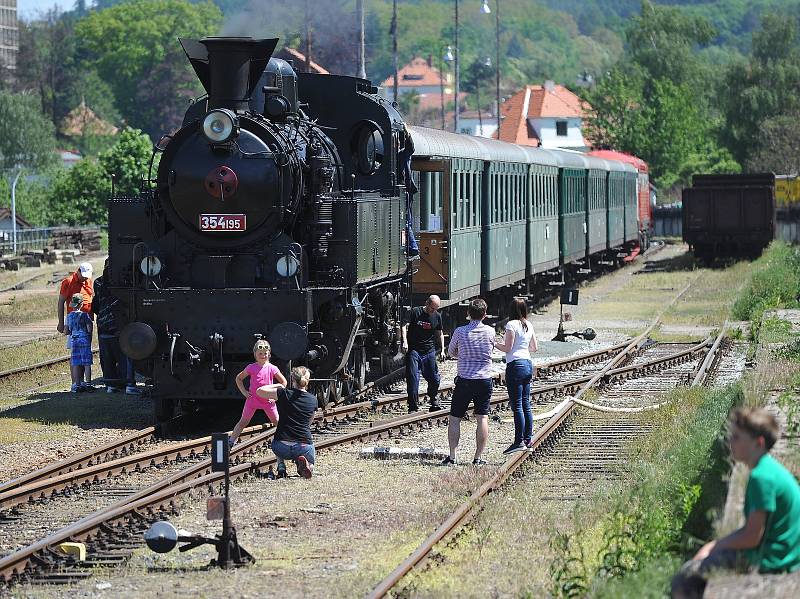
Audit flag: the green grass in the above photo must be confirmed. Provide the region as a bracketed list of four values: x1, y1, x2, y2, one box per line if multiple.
[732, 242, 800, 337]
[0, 292, 55, 327]
[0, 392, 151, 443]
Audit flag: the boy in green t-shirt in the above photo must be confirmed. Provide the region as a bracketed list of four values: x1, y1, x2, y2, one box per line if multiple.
[672, 408, 800, 598]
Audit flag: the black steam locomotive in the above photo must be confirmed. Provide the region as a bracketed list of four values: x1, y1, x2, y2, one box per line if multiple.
[109, 37, 410, 422]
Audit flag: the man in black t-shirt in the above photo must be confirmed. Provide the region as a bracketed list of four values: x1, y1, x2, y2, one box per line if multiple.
[256, 366, 317, 479]
[401, 294, 445, 413]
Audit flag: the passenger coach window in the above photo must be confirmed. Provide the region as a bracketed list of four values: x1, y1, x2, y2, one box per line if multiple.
[415, 170, 444, 231]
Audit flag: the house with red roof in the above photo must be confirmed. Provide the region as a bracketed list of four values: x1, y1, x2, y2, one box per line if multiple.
[381, 56, 451, 97]
[496, 81, 590, 150]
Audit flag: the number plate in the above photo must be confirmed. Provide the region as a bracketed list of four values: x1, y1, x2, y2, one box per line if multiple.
[199, 214, 246, 232]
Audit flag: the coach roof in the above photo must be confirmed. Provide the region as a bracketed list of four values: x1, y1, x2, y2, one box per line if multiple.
[409, 126, 558, 166]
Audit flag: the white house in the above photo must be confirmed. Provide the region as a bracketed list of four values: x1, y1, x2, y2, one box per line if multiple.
[496, 81, 590, 150]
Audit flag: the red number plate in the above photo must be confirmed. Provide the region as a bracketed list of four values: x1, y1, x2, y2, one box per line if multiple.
[199, 214, 246, 232]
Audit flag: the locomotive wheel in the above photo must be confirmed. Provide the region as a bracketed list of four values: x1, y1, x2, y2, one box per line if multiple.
[353, 347, 367, 390]
[328, 379, 344, 405]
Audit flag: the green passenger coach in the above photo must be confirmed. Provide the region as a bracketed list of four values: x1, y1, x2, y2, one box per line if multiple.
[406, 125, 648, 314]
[585, 155, 609, 256]
[551, 150, 588, 265]
[523, 147, 560, 275]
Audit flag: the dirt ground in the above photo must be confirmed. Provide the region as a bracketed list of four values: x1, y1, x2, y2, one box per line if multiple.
[4, 244, 761, 598]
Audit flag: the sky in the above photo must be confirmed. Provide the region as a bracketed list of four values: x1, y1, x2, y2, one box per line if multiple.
[18, 0, 74, 19]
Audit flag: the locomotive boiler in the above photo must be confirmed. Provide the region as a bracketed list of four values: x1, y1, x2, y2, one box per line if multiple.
[108, 37, 410, 423]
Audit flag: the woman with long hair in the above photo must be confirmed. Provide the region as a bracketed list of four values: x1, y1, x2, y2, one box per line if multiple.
[494, 298, 539, 453]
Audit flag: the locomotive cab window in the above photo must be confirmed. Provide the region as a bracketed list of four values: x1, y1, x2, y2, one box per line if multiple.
[352, 122, 384, 175]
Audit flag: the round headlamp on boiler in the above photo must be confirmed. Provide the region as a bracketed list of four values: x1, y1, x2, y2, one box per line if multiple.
[202, 109, 239, 144]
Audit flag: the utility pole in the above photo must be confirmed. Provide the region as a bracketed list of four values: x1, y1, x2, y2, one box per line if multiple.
[454, 0, 460, 133]
[11, 169, 22, 255]
[495, 0, 501, 137]
[392, 0, 398, 102]
[304, 0, 312, 73]
[357, 0, 367, 79]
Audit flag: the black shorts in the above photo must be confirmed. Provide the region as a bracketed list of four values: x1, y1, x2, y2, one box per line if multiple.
[450, 377, 493, 418]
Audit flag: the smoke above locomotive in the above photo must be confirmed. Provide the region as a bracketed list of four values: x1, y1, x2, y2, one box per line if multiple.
[108, 36, 410, 424]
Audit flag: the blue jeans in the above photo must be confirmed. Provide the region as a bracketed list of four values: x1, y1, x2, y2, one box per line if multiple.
[98, 335, 134, 388]
[506, 359, 533, 445]
[271, 439, 316, 465]
[405, 349, 440, 409]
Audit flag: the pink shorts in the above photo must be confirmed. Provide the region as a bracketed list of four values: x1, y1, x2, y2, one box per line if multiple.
[241, 395, 279, 424]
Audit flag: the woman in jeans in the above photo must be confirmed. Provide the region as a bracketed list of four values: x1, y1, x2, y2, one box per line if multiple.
[256, 366, 318, 478]
[495, 298, 539, 454]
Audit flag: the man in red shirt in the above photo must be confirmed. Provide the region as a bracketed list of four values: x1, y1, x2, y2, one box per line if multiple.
[58, 262, 94, 384]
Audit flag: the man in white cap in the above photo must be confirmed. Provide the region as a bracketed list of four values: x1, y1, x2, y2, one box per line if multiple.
[58, 262, 95, 384]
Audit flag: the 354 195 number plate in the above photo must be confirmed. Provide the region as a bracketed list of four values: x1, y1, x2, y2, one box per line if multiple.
[199, 214, 246, 231]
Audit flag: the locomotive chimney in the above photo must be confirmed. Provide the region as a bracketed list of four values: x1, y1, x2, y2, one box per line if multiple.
[180, 37, 279, 111]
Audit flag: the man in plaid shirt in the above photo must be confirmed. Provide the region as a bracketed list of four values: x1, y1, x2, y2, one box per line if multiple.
[443, 298, 495, 466]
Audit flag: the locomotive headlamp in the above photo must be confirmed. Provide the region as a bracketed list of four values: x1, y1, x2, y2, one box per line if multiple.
[276, 254, 300, 278]
[140, 255, 162, 277]
[202, 109, 238, 144]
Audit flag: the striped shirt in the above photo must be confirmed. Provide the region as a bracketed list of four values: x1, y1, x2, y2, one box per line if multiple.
[448, 320, 496, 379]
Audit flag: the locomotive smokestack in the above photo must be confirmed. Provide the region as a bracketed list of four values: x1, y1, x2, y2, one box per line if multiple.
[180, 37, 279, 111]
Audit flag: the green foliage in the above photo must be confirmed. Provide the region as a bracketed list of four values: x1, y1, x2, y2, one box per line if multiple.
[584, 2, 741, 189]
[75, 0, 222, 137]
[549, 530, 591, 598]
[721, 12, 800, 166]
[0, 91, 58, 172]
[731, 242, 800, 328]
[98, 127, 155, 196]
[626, 0, 716, 87]
[0, 171, 57, 227]
[46, 158, 112, 225]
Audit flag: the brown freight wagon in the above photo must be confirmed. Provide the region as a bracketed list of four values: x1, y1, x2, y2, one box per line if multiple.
[682, 173, 776, 262]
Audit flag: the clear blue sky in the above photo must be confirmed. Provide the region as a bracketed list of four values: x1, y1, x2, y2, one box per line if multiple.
[18, 1, 74, 19]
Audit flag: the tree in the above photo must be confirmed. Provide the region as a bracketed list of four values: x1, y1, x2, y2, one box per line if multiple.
[746, 113, 800, 174]
[76, 0, 222, 138]
[45, 159, 112, 225]
[98, 127, 155, 196]
[626, 0, 715, 88]
[721, 13, 800, 166]
[0, 91, 58, 172]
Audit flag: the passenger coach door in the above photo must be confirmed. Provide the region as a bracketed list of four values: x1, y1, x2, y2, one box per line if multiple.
[411, 159, 449, 296]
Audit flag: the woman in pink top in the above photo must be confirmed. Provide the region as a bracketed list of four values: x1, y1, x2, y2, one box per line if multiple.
[229, 340, 288, 445]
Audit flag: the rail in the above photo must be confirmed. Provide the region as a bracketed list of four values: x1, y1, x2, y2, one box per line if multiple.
[367, 282, 699, 598]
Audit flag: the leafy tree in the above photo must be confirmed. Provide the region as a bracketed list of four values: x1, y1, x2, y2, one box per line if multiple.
[98, 127, 155, 196]
[76, 0, 222, 138]
[626, 0, 715, 88]
[45, 159, 112, 225]
[746, 113, 800, 174]
[721, 13, 800, 165]
[0, 91, 58, 172]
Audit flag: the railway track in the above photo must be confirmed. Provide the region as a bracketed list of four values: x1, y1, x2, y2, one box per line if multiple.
[0, 350, 101, 382]
[367, 291, 729, 598]
[0, 338, 648, 585]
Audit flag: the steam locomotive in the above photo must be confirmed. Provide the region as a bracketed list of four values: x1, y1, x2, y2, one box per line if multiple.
[108, 36, 652, 427]
[109, 37, 410, 422]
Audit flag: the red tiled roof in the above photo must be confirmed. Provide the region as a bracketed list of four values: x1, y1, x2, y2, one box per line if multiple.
[381, 56, 447, 89]
[496, 84, 590, 146]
